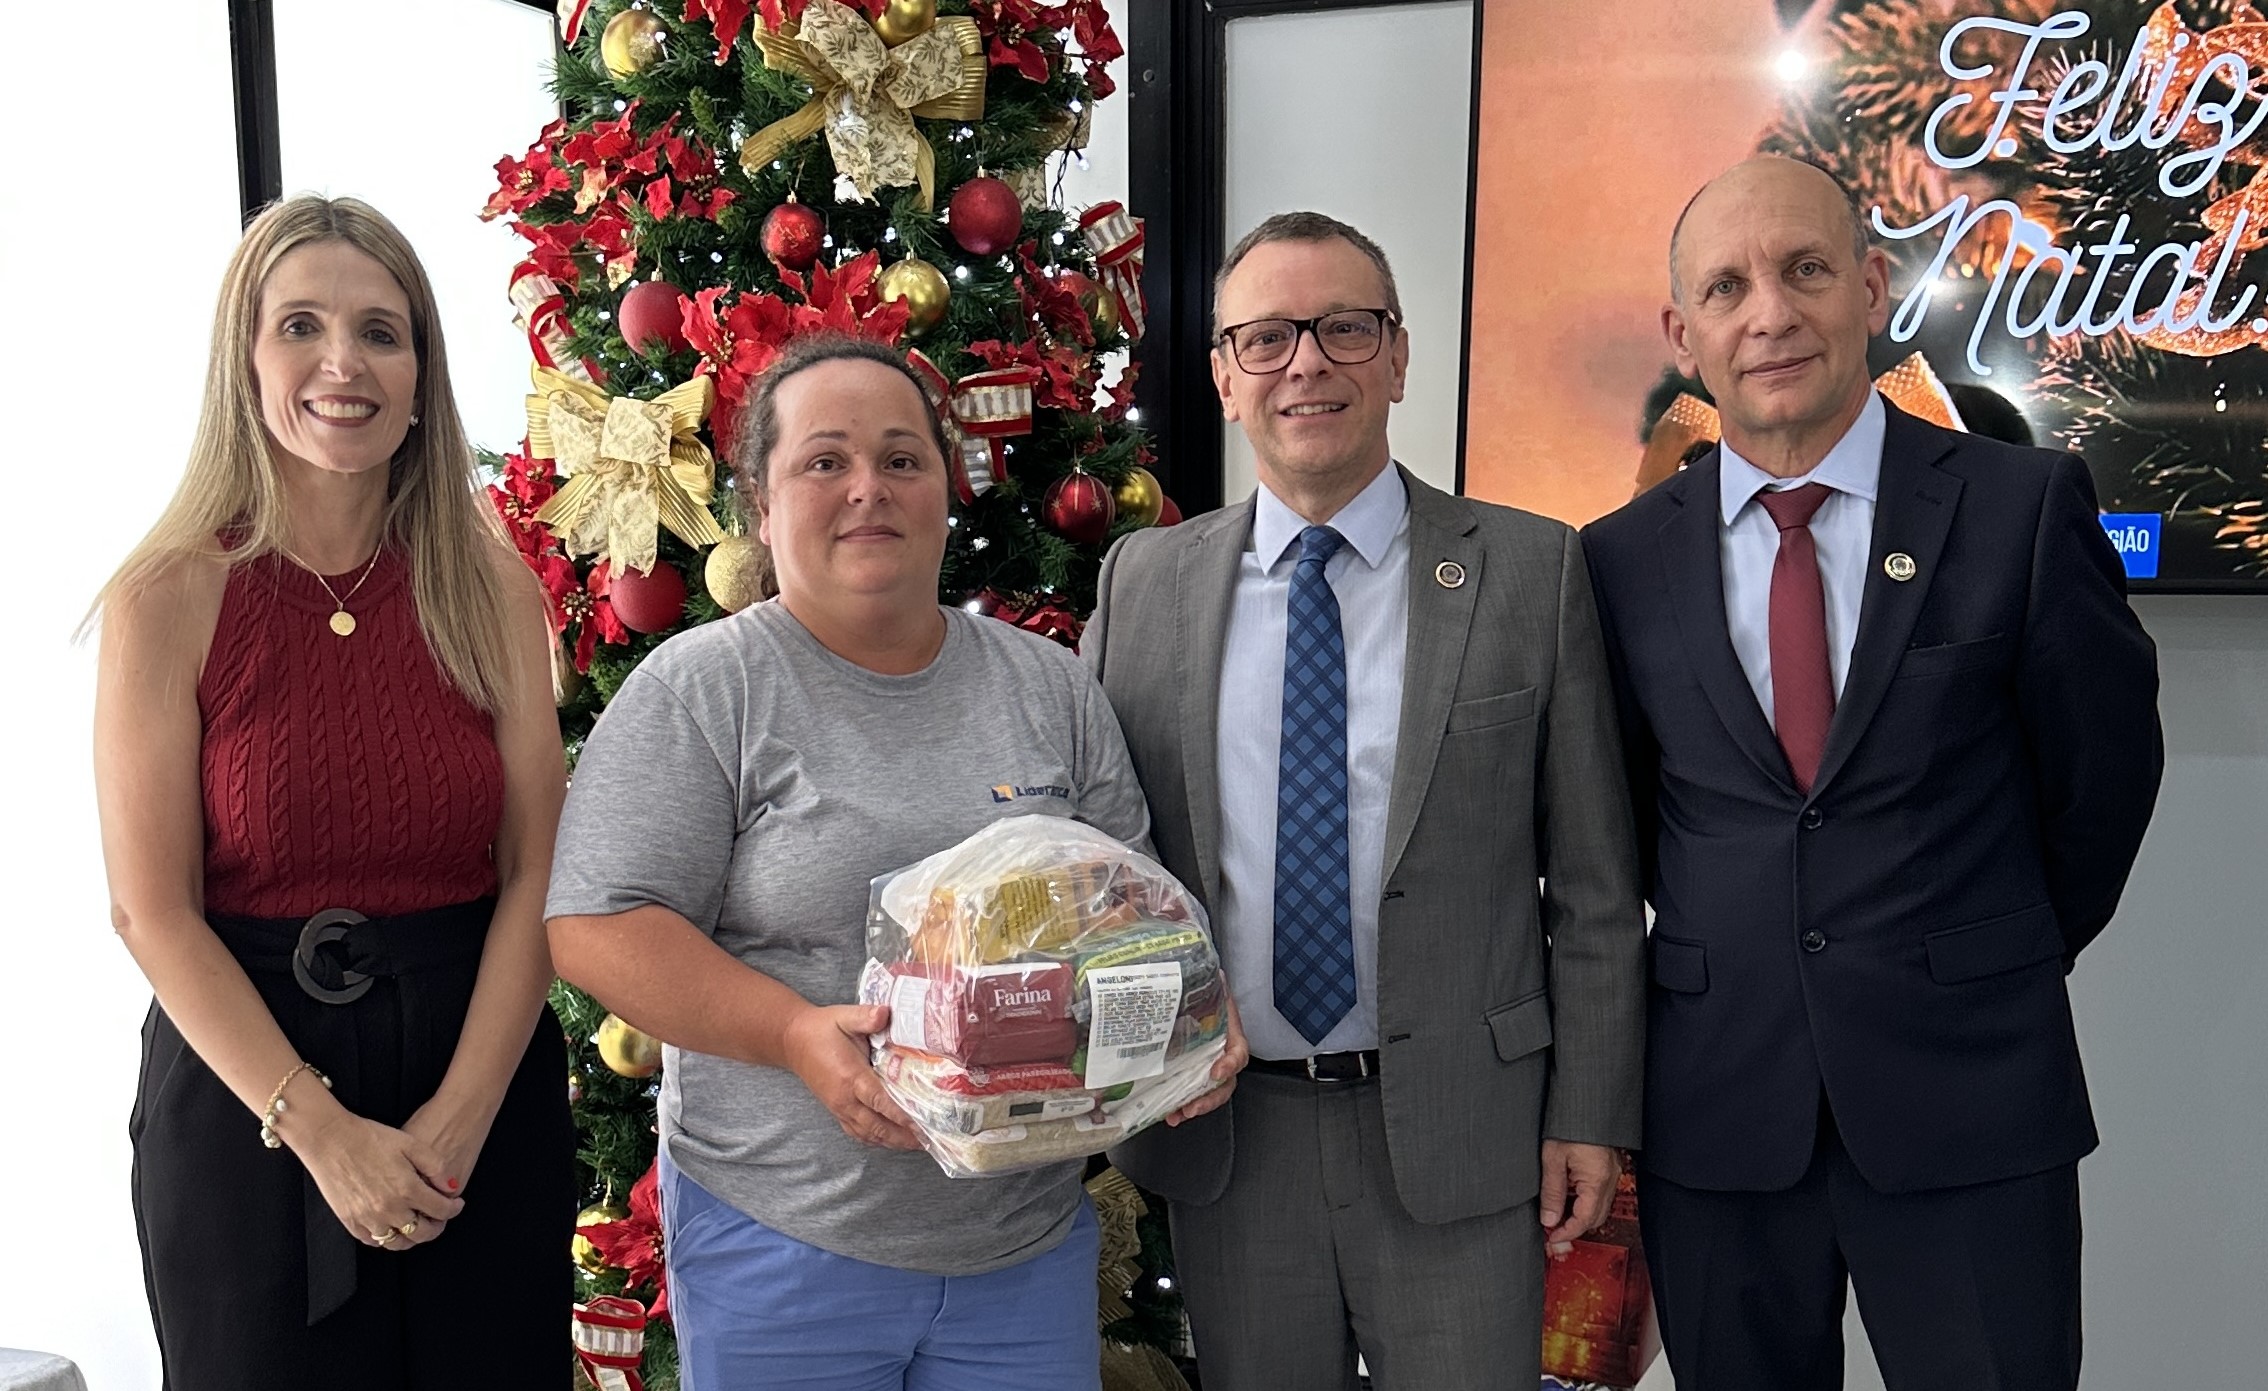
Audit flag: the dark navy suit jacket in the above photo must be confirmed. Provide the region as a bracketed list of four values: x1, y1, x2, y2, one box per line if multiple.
[1581, 399, 2163, 1194]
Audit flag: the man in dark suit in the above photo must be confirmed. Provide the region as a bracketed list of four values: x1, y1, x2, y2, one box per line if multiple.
[1084, 212, 1647, 1389]
[1582, 156, 2163, 1389]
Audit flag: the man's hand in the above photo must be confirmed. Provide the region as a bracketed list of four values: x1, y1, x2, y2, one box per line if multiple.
[1539, 1139, 1622, 1253]
[1165, 992, 1250, 1127]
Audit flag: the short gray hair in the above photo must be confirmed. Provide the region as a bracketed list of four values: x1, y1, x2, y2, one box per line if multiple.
[1213, 211, 1404, 336]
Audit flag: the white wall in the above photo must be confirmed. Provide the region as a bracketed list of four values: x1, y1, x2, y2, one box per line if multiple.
[1221, 2, 1474, 504]
[2, 6, 241, 1385]
[272, 0, 557, 456]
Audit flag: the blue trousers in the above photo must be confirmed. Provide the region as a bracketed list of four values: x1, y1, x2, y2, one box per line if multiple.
[658, 1154, 1102, 1391]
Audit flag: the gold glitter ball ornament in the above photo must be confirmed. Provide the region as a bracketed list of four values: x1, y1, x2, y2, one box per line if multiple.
[600, 8, 668, 78]
[874, 0, 937, 46]
[704, 534, 776, 614]
[1113, 466, 1164, 529]
[595, 1013, 663, 1078]
[877, 258, 951, 336]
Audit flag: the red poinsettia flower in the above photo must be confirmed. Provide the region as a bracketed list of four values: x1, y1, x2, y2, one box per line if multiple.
[1102, 359, 1141, 422]
[581, 1162, 671, 1321]
[1054, 0, 1121, 96]
[483, 121, 572, 220]
[530, 552, 583, 636]
[787, 251, 912, 342]
[1015, 244, 1093, 348]
[519, 210, 638, 289]
[972, 0, 1055, 82]
[994, 591, 1083, 648]
[565, 563, 633, 671]
[687, 286, 794, 458]
[562, 104, 647, 212]
[487, 452, 561, 559]
[687, 0, 755, 61]
[669, 140, 737, 221]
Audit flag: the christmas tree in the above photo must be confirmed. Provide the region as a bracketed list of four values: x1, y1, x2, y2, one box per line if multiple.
[478, 3, 1184, 1384]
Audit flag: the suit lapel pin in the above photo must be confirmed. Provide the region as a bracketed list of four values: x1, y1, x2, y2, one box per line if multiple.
[1435, 560, 1467, 589]
[1884, 552, 1917, 582]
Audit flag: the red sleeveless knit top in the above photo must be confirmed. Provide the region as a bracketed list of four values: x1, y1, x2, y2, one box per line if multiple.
[198, 548, 505, 920]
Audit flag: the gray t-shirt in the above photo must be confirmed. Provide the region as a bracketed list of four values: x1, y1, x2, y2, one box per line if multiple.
[546, 602, 1151, 1275]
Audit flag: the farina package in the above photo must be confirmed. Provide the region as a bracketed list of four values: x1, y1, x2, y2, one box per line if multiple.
[860, 815, 1230, 1178]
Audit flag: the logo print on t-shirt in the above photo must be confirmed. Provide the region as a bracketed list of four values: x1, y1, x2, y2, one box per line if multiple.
[991, 782, 1071, 804]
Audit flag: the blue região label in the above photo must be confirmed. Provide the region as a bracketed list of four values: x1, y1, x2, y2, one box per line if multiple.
[2099, 513, 2162, 580]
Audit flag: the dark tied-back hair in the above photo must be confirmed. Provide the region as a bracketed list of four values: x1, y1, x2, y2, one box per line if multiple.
[727, 333, 956, 512]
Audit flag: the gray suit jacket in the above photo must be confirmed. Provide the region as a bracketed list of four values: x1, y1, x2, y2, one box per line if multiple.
[1083, 467, 1646, 1223]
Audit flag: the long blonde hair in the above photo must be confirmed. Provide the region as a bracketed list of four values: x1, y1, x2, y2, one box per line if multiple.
[89, 195, 519, 712]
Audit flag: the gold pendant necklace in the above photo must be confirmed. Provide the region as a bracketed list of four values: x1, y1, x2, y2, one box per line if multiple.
[283, 546, 383, 637]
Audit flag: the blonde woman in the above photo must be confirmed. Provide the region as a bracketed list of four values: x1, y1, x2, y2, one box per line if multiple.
[91, 196, 569, 1386]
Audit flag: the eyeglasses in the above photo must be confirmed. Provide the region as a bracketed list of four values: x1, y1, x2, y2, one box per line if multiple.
[1215, 308, 1397, 373]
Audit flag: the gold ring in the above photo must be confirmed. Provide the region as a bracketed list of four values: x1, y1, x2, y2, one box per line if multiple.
[396, 1219, 420, 1238]
[369, 1229, 395, 1245]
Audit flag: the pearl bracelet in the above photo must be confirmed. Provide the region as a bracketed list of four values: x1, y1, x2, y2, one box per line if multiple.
[259, 1061, 332, 1149]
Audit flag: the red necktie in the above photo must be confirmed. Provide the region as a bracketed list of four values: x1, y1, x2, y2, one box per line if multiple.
[1758, 483, 1835, 793]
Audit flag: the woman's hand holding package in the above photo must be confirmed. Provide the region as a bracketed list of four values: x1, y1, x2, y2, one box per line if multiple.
[293, 1107, 466, 1248]
[1164, 990, 1249, 1127]
[785, 1002, 926, 1151]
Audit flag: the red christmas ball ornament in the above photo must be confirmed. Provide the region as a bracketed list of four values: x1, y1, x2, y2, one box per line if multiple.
[1157, 493, 1184, 527]
[618, 280, 689, 355]
[1043, 471, 1116, 545]
[948, 176, 1024, 257]
[762, 199, 825, 271]
[608, 562, 688, 633]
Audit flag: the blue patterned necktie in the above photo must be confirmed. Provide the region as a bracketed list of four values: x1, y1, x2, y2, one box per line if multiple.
[1274, 524, 1356, 1046]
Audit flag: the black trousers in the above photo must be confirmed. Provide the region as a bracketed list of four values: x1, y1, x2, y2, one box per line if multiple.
[1638, 1104, 2082, 1391]
[130, 901, 574, 1390]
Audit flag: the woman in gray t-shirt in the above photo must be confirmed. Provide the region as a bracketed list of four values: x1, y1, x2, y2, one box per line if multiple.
[545, 335, 1239, 1391]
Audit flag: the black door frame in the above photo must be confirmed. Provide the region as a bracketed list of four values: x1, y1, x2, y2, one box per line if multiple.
[228, 0, 557, 224]
[1126, 0, 1479, 511]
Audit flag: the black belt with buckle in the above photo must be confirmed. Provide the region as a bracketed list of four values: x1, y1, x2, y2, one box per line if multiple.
[203, 899, 493, 1327]
[1249, 1049, 1380, 1082]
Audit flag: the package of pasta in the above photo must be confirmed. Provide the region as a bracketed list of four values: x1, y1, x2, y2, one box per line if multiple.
[861, 814, 1229, 1178]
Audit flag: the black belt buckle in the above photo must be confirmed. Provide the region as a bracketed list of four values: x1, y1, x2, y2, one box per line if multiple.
[1303, 1050, 1377, 1082]
[293, 908, 373, 1004]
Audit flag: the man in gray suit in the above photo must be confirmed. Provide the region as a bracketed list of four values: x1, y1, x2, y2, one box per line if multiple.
[1083, 211, 1647, 1389]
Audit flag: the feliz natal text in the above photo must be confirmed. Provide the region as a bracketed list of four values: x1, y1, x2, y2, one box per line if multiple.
[1876, 10, 2266, 373]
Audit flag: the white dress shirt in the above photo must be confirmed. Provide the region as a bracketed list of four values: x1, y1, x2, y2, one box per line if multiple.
[1216, 464, 1410, 1060]
[1720, 391, 1885, 728]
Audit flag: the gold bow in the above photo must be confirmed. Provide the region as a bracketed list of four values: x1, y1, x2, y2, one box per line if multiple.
[738, 0, 986, 209]
[528, 366, 724, 575]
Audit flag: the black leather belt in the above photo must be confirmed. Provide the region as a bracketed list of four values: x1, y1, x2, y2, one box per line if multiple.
[1248, 1049, 1380, 1082]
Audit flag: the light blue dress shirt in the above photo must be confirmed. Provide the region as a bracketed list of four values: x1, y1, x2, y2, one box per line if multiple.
[1216, 463, 1410, 1060]
[1719, 391, 1886, 728]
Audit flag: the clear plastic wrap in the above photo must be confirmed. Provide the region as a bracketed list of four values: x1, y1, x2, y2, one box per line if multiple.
[860, 815, 1229, 1177]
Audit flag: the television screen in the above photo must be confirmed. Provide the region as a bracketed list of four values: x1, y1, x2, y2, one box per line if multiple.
[1464, 0, 2268, 591]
